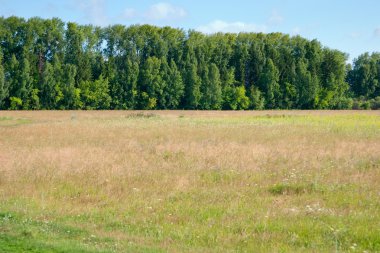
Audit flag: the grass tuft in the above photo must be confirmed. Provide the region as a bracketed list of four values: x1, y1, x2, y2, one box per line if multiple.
[125, 112, 159, 119]
[268, 183, 322, 195]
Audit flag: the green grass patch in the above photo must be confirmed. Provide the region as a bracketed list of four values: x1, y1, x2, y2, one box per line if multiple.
[268, 183, 323, 195]
[0, 117, 32, 126]
[125, 113, 159, 119]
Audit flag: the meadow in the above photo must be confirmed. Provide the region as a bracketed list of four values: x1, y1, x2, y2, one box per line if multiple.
[0, 110, 379, 252]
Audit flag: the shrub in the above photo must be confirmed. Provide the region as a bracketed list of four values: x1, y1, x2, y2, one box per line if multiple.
[370, 96, 380, 110]
[334, 97, 353, 109]
[9, 97, 22, 110]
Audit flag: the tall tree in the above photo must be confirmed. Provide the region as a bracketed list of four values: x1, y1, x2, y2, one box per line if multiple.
[40, 62, 58, 109]
[295, 60, 319, 109]
[319, 49, 348, 108]
[249, 85, 265, 110]
[201, 63, 222, 110]
[138, 56, 164, 109]
[61, 64, 81, 109]
[183, 60, 201, 109]
[164, 59, 184, 109]
[348, 53, 380, 99]
[7, 54, 20, 102]
[19, 56, 34, 109]
[258, 59, 280, 109]
[0, 50, 8, 108]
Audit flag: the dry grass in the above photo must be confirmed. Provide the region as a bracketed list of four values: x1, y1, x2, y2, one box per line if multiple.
[0, 110, 380, 252]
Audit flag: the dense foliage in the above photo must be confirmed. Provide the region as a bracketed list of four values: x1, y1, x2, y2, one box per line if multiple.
[0, 16, 379, 110]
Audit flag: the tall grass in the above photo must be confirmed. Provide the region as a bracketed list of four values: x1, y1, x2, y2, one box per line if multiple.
[0, 110, 379, 252]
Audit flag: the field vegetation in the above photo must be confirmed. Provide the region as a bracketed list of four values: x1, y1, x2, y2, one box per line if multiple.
[0, 110, 380, 252]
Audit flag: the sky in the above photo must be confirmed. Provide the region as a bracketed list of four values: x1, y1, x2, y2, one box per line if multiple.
[1, 0, 380, 62]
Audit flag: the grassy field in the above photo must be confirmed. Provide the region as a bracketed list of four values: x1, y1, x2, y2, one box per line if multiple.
[0, 110, 379, 252]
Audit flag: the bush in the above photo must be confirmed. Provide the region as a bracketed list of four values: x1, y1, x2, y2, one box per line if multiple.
[370, 96, 380, 110]
[334, 97, 353, 109]
[361, 100, 371, 110]
[352, 100, 360, 110]
[9, 97, 22, 110]
[352, 96, 378, 110]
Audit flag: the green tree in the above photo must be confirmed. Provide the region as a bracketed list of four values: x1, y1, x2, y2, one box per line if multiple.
[19, 57, 34, 109]
[201, 63, 222, 110]
[138, 56, 165, 109]
[7, 55, 20, 104]
[223, 85, 238, 110]
[65, 23, 92, 85]
[283, 82, 297, 109]
[249, 86, 265, 110]
[123, 59, 139, 109]
[183, 60, 201, 109]
[235, 86, 249, 110]
[319, 49, 348, 108]
[61, 64, 82, 109]
[9, 97, 22, 110]
[164, 60, 184, 109]
[0, 50, 8, 108]
[79, 75, 111, 109]
[295, 60, 319, 109]
[258, 59, 280, 109]
[6, 54, 33, 109]
[40, 62, 57, 109]
[222, 68, 239, 110]
[348, 53, 380, 99]
[28, 89, 40, 110]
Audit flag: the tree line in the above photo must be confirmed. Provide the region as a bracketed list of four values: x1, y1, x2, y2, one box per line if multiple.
[0, 16, 379, 110]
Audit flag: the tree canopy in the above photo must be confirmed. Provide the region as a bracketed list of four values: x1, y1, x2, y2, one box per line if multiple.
[0, 16, 378, 110]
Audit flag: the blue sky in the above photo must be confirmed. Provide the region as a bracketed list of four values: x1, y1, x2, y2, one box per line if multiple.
[1, 0, 379, 62]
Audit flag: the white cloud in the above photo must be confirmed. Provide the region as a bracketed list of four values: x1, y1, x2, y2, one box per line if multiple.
[144, 2, 187, 20]
[374, 28, 380, 37]
[349, 32, 361, 39]
[197, 20, 267, 34]
[268, 10, 284, 25]
[120, 8, 137, 19]
[291, 27, 301, 36]
[76, 0, 108, 26]
[45, 3, 58, 13]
